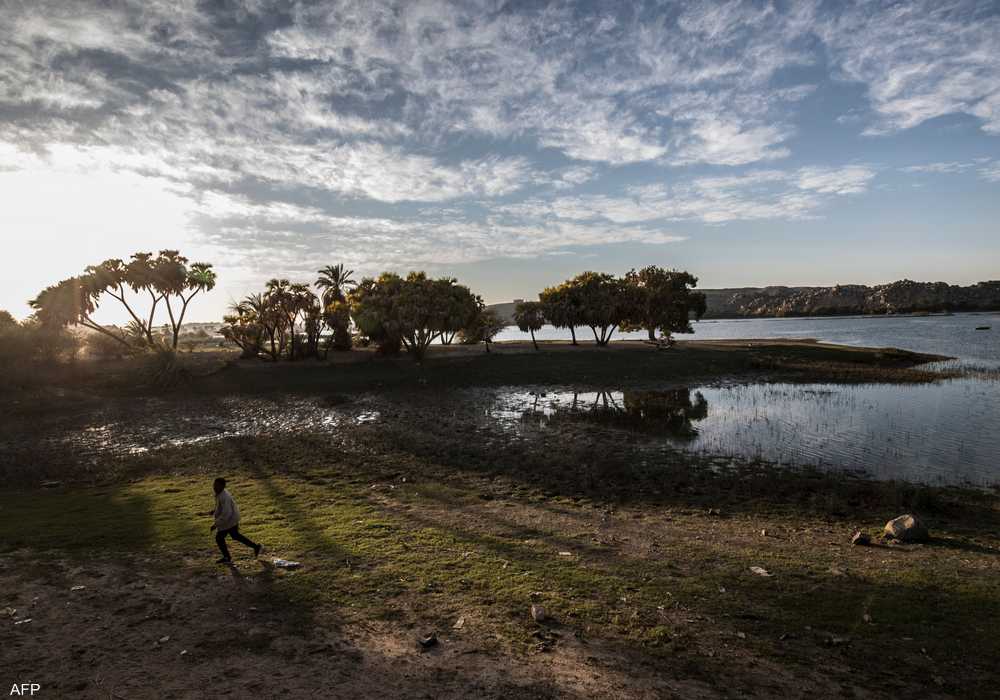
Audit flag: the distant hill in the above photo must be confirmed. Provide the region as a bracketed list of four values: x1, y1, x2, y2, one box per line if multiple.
[490, 280, 1000, 322]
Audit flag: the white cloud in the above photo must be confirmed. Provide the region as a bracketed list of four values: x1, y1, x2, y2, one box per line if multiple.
[498, 166, 875, 225]
[795, 166, 875, 195]
[818, 1, 1000, 134]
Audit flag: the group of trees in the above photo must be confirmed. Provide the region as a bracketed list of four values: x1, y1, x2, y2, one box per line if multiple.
[520, 267, 706, 348]
[16, 250, 705, 370]
[221, 268, 507, 362]
[221, 266, 355, 361]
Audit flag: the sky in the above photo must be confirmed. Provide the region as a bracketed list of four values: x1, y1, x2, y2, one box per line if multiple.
[1, 0, 999, 323]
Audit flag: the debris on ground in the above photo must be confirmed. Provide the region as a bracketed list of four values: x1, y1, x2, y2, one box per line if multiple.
[749, 566, 772, 577]
[851, 531, 871, 546]
[418, 633, 438, 649]
[272, 558, 302, 569]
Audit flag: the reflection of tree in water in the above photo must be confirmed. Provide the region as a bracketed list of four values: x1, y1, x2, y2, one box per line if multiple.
[554, 388, 709, 441]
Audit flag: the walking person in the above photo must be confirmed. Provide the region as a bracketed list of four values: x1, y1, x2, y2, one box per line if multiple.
[207, 477, 262, 564]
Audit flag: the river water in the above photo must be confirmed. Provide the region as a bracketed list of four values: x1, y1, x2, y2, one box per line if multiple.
[492, 312, 1000, 486]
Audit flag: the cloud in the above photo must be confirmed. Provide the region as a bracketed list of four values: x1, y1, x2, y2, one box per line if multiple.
[193, 191, 685, 277]
[795, 165, 875, 194]
[497, 165, 875, 225]
[817, 0, 1000, 134]
[899, 158, 1000, 182]
[978, 162, 1000, 182]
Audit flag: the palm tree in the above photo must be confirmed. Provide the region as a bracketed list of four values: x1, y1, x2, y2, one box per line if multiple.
[316, 264, 356, 305]
[316, 264, 356, 354]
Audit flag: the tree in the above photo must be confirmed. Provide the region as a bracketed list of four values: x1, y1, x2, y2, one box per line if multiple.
[28, 251, 215, 352]
[220, 298, 265, 359]
[349, 272, 482, 361]
[436, 280, 480, 345]
[322, 300, 353, 354]
[513, 301, 545, 350]
[316, 264, 356, 353]
[264, 279, 318, 360]
[0, 310, 16, 330]
[564, 271, 627, 346]
[539, 283, 584, 345]
[349, 273, 404, 355]
[315, 264, 356, 305]
[621, 266, 707, 342]
[459, 305, 506, 353]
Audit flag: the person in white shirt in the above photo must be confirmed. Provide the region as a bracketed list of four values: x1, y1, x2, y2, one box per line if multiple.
[207, 477, 262, 564]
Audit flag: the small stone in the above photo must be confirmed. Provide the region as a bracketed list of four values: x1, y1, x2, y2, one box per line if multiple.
[863, 613, 872, 624]
[749, 566, 772, 577]
[452, 617, 465, 630]
[180, 650, 188, 656]
[70, 585, 86, 591]
[760, 529, 767, 537]
[884, 514, 929, 543]
[159, 635, 170, 644]
[531, 604, 548, 623]
[736, 631, 746, 639]
[851, 531, 871, 546]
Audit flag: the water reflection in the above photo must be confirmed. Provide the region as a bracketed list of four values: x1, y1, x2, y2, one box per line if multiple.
[499, 388, 708, 441]
[486, 377, 1000, 486]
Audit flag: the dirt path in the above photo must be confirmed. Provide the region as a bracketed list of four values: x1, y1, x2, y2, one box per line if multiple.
[1, 552, 717, 699]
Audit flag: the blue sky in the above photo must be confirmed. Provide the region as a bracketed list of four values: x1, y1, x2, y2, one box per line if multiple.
[1, 0, 999, 322]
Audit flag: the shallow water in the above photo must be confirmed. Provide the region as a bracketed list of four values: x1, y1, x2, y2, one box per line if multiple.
[481, 379, 1000, 486]
[13, 372, 998, 486]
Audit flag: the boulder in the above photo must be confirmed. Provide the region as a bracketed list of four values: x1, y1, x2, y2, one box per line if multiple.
[883, 514, 929, 542]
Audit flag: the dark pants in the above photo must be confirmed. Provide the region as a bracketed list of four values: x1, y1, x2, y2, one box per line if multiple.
[215, 525, 258, 560]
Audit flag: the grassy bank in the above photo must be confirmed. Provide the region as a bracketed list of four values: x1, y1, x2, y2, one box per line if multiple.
[2, 432, 998, 697]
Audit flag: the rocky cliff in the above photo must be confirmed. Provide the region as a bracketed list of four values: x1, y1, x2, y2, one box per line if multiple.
[701, 280, 1000, 318]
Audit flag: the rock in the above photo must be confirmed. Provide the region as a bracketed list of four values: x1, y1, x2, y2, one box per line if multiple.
[70, 585, 86, 591]
[749, 566, 772, 577]
[452, 617, 465, 630]
[418, 633, 438, 649]
[850, 531, 870, 546]
[159, 635, 170, 644]
[531, 604, 548, 623]
[883, 514, 929, 543]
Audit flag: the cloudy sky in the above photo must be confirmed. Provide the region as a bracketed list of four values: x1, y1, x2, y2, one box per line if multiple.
[2, 0, 999, 322]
